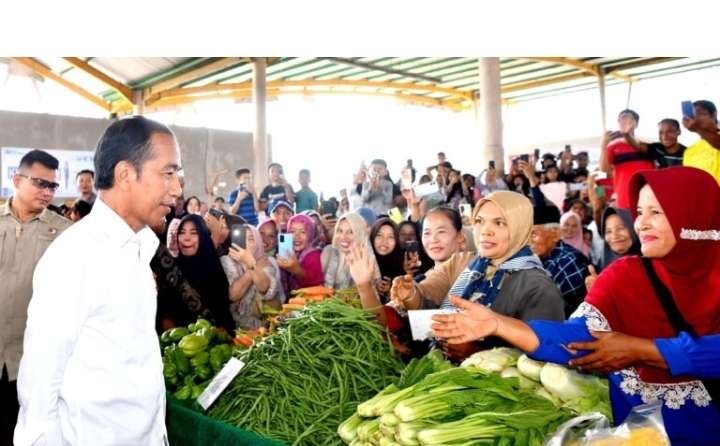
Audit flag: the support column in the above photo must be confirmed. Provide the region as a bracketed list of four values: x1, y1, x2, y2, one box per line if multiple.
[252, 57, 269, 190]
[132, 90, 145, 115]
[597, 67, 607, 132]
[477, 58, 504, 173]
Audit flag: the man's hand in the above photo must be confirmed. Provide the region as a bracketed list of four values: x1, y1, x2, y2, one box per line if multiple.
[431, 296, 499, 344]
[567, 331, 650, 374]
[237, 189, 250, 202]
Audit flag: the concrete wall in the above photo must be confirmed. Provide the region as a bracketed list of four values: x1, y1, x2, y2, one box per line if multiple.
[0, 110, 261, 203]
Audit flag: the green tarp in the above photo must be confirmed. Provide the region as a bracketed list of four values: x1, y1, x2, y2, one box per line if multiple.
[166, 396, 286, 446]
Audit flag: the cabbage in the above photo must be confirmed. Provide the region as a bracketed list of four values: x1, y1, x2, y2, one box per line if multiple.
[516, 354, 545, 381]
[500, 366, 538, 390]
[460, 347, 522, 372]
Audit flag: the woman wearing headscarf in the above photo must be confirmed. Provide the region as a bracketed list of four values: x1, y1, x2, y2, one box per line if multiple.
[599, 207, 641, 269]
[277, 214, 324, 294]
[220, 224, 282, 330]
[370, 218, 408, 303]
[301, 210, 330, 249]
[560, 210, 590, 258]
[389, 191, 565, 361]
[321, 212, 379, 289]
[585, 207, 643, 291]
[432, 167, 720, 446]
[175, 214, 235, 332]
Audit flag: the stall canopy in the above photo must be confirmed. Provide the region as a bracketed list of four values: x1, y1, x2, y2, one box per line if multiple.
[4, 57, 720, 114]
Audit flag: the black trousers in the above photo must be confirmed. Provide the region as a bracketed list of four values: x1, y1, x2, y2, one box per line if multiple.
[1, 365, 18, 446]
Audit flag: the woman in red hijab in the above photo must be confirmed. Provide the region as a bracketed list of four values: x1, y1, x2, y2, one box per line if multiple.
[432, 166, 720, 446]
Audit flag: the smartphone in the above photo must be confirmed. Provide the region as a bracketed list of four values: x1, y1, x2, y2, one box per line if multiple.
[208, 208, 224, 220]
[519, 154, 530, 163]
[231, 224, 247, 249]
[321, 200, 337, 218]
[414, 181, 438, 198]
[568, 183, 587, 192]
[682, 100, 694, 118]
[404, 240, 419, 253]
[534, 148, 541, 159]
[488, 160, 495, 170]
[277, 233, 294, 258]
[459, 203, 472, 218]
[388, 207, 403, 224]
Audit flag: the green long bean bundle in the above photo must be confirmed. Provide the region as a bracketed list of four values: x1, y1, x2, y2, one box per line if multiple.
[209, 299, 404, 445]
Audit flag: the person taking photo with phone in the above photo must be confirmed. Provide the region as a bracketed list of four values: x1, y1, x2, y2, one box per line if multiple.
[221, 224, 281, 329]
[259, 163, 295, 214]
[599, 109, 656, 209]
[228, 168, 259, 225]
[277, 214, 324, 295]
[683, 99, 720, 184]
[360, 159, 394, 215]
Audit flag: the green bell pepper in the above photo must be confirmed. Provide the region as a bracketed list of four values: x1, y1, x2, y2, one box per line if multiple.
[190, 318, 212, 333]
[173, 348, 190, 375]
[190, 351, 209, 368]
[173, 385, 192, 400]
[162, 360, 177, 379]
[160, 330, 173, 345]
[196, 364, 212, 380]
[165, 374, 179, 388]
[178, 333, 209, 357]
[209, 345, 225, 372]
[191, 384, 205, 399]
[168, 327, 190, 342]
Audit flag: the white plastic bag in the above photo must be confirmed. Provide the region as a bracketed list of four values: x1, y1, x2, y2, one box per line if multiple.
[544, 402, 670, 446]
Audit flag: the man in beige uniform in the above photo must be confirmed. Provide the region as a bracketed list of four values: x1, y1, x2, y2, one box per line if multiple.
[0, 150, 71, 444]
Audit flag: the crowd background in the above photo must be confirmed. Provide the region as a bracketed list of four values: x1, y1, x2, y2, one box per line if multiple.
[1, 100, 719, 445]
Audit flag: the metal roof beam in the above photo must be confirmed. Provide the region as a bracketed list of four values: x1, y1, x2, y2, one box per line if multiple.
[318, 57, 442, 83]
[13, 57, 112, 112]
[523, 57, 634, 82]
[62, 57, 133, 102]
[144, 57, 244, 95]
[145, 79, 473, 106]
[501, 71, 591, 94]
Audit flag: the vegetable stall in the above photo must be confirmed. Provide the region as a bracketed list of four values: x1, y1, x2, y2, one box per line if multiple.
[160, 290, 660, 445]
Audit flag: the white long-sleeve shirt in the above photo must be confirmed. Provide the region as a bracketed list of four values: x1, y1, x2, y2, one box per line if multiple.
[14, 198, 167, 446]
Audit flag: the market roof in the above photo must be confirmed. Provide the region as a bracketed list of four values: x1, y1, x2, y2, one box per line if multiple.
[5, 57, 720, 114]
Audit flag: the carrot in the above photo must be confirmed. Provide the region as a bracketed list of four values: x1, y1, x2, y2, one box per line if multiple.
[288, 297, 307, 306]
[233, 334, 254, 348]
[282, 304, 305, 312]
[292, 286, 334, 296]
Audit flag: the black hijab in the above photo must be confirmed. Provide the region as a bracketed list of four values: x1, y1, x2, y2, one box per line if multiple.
[176, 215, 234, 332]
[370, 218, 407, 280]
[598, 207, 641, 270]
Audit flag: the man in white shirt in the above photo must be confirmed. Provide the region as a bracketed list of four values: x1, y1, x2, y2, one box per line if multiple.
[14, 116, 183, 446]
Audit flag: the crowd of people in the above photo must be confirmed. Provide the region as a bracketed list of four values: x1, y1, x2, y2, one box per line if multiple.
[1, 100, 719, 445]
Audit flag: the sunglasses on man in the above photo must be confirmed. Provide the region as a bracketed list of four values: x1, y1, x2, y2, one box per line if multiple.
[17, 174, 60, 192]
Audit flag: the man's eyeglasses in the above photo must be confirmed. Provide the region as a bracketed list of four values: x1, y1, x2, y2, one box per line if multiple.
[17, 174, 60, 192]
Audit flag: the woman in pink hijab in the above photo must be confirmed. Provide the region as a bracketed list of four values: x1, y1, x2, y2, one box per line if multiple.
[560, 211, 589, 258]
[277, 214, 324, 294]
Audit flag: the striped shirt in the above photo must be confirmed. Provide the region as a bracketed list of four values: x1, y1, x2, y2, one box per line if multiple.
[228, 187, 258, 226]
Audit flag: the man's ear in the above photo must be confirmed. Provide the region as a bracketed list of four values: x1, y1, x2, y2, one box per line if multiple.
[12, 174, 22, 190]
[114, 161, 138, 190]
